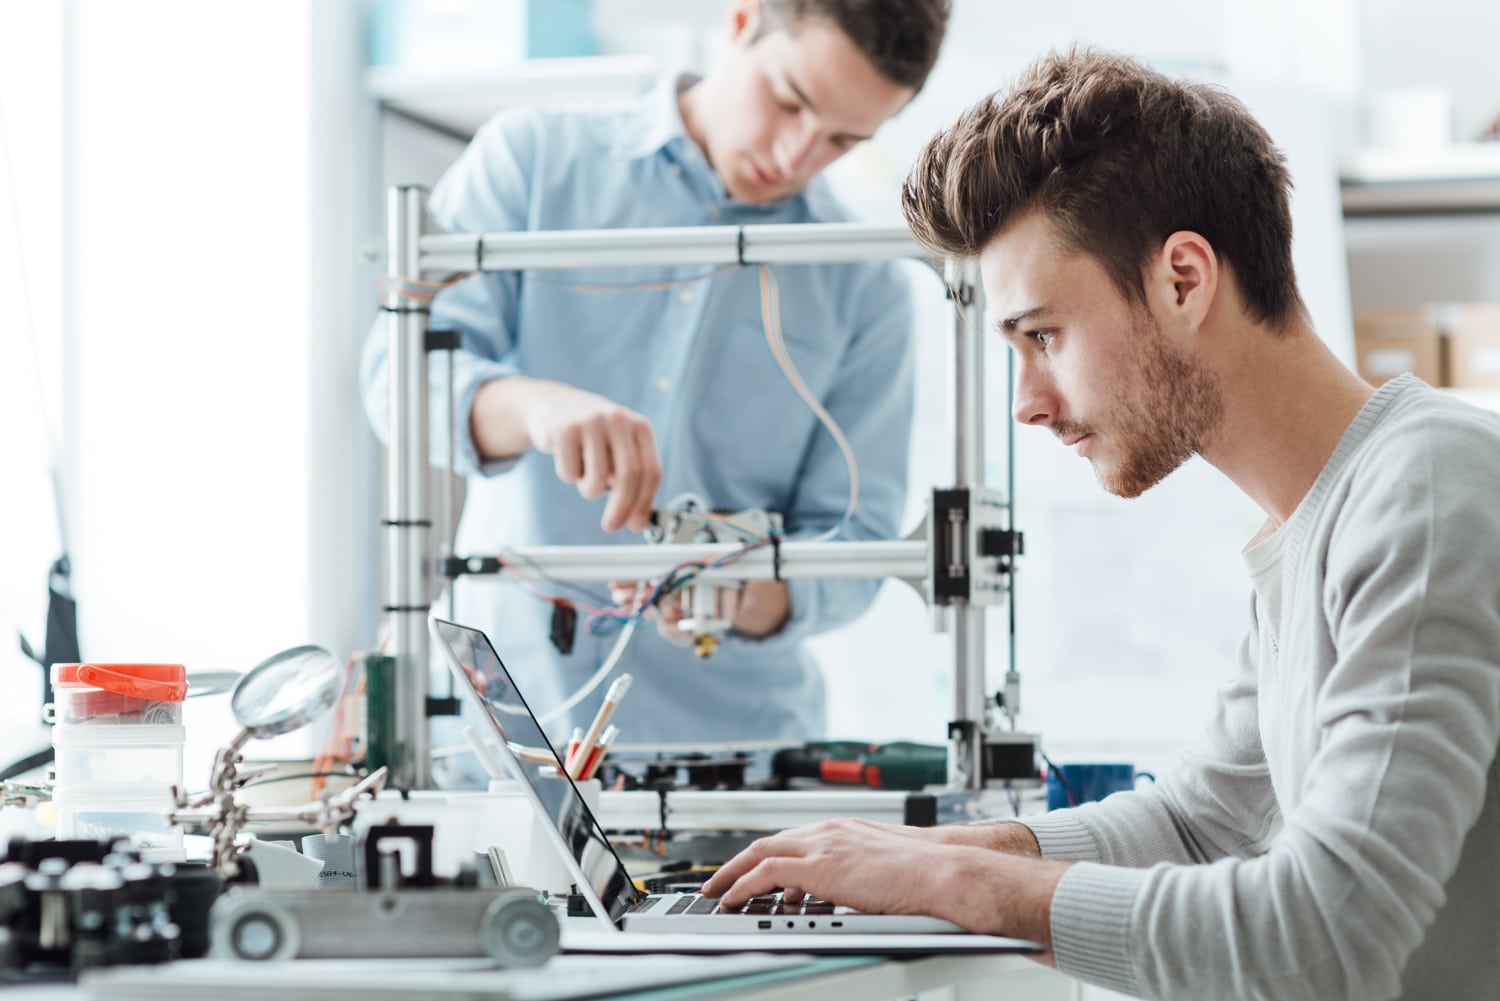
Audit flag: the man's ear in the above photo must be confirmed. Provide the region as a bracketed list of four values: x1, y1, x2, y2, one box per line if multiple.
[727, 0, 764, 44]
[1152, 230, 1218, 334]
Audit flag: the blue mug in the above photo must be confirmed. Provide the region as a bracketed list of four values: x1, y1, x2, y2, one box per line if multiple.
[1046, 762, 1154, 811]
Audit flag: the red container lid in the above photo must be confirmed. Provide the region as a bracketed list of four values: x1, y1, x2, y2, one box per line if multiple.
[52, 663, 188, 703]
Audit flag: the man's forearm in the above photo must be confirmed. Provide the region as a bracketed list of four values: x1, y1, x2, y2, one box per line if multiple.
[936, 821, 1043, 856]
[470, 375, 539, 462]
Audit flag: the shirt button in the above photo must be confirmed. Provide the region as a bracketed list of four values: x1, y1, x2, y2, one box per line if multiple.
[657, 377, 672, 392]
[678, 289, 695, 303]
[707, 207, 721, 220]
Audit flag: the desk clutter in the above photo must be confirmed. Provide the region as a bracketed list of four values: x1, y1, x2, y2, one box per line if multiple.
[0, 632, 1044, 997]
[0, 823, 560, 983]
[0, 836, 220, 984]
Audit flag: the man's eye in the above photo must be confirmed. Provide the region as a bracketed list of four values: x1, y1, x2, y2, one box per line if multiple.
[1030, 330, 1055, 348]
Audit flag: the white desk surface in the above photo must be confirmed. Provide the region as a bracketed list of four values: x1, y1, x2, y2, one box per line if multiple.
[710, 952, 1075, 1001]
[9, 951, 1078, 1001]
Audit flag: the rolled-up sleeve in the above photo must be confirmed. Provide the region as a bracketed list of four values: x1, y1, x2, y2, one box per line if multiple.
[360, 110, 539, 478]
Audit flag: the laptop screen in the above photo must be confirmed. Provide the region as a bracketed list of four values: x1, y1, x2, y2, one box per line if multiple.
[430, 616, 642, 923]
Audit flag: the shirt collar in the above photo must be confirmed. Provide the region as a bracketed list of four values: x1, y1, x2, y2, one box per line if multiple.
[616, 72, 700, 162]
[617, 71, 821, 217]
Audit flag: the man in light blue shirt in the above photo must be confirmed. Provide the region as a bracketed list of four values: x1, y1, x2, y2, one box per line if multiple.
[362, 0, 949, 756]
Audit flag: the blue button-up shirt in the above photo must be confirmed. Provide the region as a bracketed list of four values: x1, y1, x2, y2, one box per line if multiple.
[362, 76, 915, 753]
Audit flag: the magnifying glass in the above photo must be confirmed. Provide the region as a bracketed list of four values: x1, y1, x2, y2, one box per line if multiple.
[221, 645, 344, 756]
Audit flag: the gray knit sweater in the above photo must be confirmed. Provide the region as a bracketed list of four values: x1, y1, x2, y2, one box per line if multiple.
[1023, 375, 1500, 1001]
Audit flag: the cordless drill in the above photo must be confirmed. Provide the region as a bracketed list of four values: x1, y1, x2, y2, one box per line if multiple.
[771, 740, 947, 791]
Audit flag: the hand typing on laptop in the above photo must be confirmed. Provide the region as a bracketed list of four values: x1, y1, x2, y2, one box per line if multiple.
[700, 817, 1073, 961]
[431, 616, 1046, 946]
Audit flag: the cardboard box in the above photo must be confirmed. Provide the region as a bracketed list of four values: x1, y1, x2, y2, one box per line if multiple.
[1446, 303, 1500, 389]
[1353, 308, 1443, 386]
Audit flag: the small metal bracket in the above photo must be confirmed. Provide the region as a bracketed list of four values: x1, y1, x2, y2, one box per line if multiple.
[929, 486, 1015, 606]
[440, 556, 502, 579]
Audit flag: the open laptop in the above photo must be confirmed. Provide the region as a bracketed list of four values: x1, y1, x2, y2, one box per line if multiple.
[430, 616, 1040, 950]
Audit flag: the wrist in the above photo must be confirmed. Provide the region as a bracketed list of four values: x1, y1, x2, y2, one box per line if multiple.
[730, 581, 791, 638]
[986, 821, 1043, 856]
[939, 846, 1067, 947]
[932, 820, 1040, 854]
[471, 375, 547, 461]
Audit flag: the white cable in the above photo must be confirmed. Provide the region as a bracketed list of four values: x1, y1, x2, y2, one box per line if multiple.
[490, 617, 637, 726]
[460, 724, 507, 780]
[758, 265, 859, 541]
[432, 618, 636, 759]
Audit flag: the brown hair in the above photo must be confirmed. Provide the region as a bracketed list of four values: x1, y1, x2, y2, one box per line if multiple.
[901, 48, 1306, 329]
[753, 0, 950, 93]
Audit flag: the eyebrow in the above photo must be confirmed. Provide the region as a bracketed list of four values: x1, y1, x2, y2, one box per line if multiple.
[784, 73, 873, 144]
[996, 306, 1051, 335]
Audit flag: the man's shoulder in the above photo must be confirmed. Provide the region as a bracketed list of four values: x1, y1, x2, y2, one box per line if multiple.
[1368, 380, 1500, 458]
[1335, 380, 1500, 512]
[476, 97, 642, 154]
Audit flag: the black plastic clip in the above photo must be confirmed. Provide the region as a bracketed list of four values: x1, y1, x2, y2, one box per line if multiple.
[426, 328, 460, 352]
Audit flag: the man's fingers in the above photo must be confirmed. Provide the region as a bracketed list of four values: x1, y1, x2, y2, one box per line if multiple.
[701, 837, 768, 898]
[717, 858, 800, 909]
[625, 423, 662, 532]
[602, 419, 660, 533]
[702, 833, 809, 901]
[600, 417, 643, 532]
[551, 425, 584, 484]
[657, 596, 686, 624]
[608, 580, 640, 610]
[578, 420, 611, 500]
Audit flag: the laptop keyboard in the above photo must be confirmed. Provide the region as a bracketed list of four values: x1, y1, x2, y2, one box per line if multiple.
[663, 893, 838, 916]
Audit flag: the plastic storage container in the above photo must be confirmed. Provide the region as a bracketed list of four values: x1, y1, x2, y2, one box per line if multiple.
[48, 662, 188, 861]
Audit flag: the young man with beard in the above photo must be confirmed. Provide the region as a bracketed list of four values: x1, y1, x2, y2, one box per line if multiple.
[703, 49, 1500, 1001]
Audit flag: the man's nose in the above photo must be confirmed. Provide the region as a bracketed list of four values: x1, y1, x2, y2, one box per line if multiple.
[1012, 363, 1053, 426]
[774, 125, 820, 178]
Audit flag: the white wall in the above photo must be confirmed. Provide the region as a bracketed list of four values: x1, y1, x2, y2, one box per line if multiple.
[56, 0, 362, 769]
[68, 2, 311, 659]
[1358, 0, 1500, 144]
[0, 3, 66, 766]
